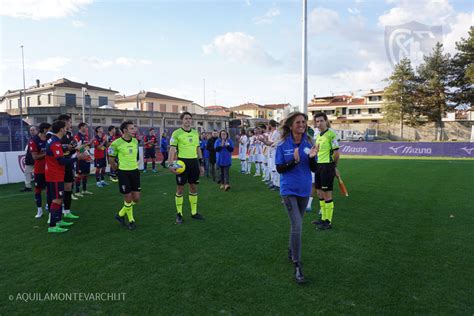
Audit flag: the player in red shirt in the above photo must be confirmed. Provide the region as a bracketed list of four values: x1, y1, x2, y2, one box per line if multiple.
[74, 122, 93, 197]
[45, 120, 78, 233]
[29, 122, 51, 218]
[93, 126, 108, 187]
[143, 128, 157, 173]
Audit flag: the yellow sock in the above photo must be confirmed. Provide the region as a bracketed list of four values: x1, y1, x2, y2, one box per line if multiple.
[189, 193, 198, 215]
[175, 194, 183, 215]
[326, 200, 334, 222]
[126, 205, 135, 222]
[319, 199, 326, 219]
[119, 201, 132, 217]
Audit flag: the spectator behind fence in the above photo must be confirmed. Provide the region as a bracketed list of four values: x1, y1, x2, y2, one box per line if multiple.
[20, 126, 38, 192]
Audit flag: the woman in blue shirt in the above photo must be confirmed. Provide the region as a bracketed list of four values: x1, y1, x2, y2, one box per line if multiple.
[214, 130, 234, 191]
[200, 132, 210, 177]
[160, 132, 168, 168]
[275, 112, 317, 284]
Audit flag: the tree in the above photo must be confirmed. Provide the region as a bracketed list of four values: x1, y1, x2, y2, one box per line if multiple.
[417, 42, 451, 141]
[449, 26, 474, 107]
[383, 57, 422, 140]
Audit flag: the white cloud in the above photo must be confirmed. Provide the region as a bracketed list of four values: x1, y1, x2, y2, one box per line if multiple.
[443, 12, 474, 55]
[378, 0, 455, 27]
[0, 0, 93, 20]
[348, 7, 361, 15]
[330, 61, 392, 91]
[253, 7, 280, 25]
[80, 57, 152, 68]
[308, 7, 340, 34]
[202, 32, 279, 66]
[30, 57, 71, 71]
[71, 20, 85, 27]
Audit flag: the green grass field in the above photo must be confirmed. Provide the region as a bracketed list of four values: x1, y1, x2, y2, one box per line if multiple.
[1, 158, 473, 315]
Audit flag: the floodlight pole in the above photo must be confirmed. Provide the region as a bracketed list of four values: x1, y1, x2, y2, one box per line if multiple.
[301, 0, 308, 115]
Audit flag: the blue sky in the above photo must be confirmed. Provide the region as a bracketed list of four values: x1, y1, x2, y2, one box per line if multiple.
[1, 0, 472, 107]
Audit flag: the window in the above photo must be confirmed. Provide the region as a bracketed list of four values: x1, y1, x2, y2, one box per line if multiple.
[27, 97, 31, 106]
[352, 120, 360, 123]
[35, 116, 47, 124]
[160, 104, 166, 112]
[98, 96, 108, 107]
[369, 108, 381, 114]
[65, 93, 76, 106]
[48, 94, 52, 104]
[18, 98, 21, 107]
[324, 110, 335, 115]
[369, 96, 383, 102]
[37, 95, 41, 105]
[140, 119, 150, 125]
[9, 100, 12, 109]
[92, 118, 102, 124]
[166, 120, 175, 126]
[341, 108, 347, 115]
[349, 109, 361, 115]
[146, 102, 153, 111]
[182, 106, 188, 112]
[85, 95, 91, 107]
[152, 119, 161, 126]
[172, 105, 178, 112]
[112, 118, 122, 124]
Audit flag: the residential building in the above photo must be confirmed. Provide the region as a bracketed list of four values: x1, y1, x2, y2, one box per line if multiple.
[115, 91, 203, 114]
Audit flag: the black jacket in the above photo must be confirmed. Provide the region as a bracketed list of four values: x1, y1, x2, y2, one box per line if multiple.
[206, 137, 218, 163]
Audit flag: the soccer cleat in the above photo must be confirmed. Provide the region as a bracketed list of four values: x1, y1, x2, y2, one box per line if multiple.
[64, 213, 79, 219]
[101, 181, 108, 186]
[294, 262, 305, 284]
[48, 226, 68, 233]
[35, 211, 43, 219]
[74, 192, 84, 198]
[71, 194, 78, 200]
[20, 187, 32, 192]
[220, 184, 224, 190]
[128, 221, 137, 230]
[224, 185, 230, 191]
[143, 169, 147, 173]
[191, 213, 205, 220]
[305, 208, 312, 213]
[82, 191, 93, 195]
[254, 173, 260, 177]
[96, 182, 103, 187]
[311, 219, 324, 225]
[115, 214, 126, 226]
[56, 220, 74, 227]
[271, 186, 279, 191]
[152, 169, 157, 173]
[110, 175, 118, 182]
[175, 214, 183, 225]
[317, 220, 332, 230]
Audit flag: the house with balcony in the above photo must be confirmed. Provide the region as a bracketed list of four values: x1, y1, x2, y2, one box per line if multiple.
[115, 91, 205, 114]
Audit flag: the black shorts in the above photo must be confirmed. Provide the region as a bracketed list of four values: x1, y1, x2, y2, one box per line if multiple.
[94, 158, 107, 168]
[34, 173, 46, 189]
[77, 160, 91, 175]
[176, 158, 200, 186]
[117, 169, 141, 194]
[47, 181, 64, 200]
[64, 163, 74, 183]
[144, 148, 156, 159]
[314, 163, 336, 192]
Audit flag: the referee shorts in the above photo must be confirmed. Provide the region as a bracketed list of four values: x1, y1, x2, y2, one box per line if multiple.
[176, 158, 200, 186]
[314, 163, 336, 192]
[117, 169, 141, 194]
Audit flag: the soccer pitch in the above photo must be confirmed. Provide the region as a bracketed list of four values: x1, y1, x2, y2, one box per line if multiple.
[1, 158, 473, 314]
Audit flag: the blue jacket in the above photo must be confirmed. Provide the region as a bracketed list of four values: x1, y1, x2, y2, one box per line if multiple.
[160, 137, 168, 152]
[214, 139, 234, 167]
[200, 140, 209, 159]
[275, 134, 314, 197]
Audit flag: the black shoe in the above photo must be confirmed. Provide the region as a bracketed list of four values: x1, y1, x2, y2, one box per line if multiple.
[175, 214, 183, 225]
[318, 220, 332, 230]
[191, 213, 205, 220]
[115, 214, 126, 226]
[294, 262, 305, 284]
[311, 218, 324, 225]
[128, 221, 137, 230]
[288, 249, 293, 263]
[20, 187, 32, 192]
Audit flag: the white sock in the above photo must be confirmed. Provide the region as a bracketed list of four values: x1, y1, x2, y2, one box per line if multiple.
[307, 197, 313, 209]
[37, 207, 43, 214]
[63, 209, 70, 215]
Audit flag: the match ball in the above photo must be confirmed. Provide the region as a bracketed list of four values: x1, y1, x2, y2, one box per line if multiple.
[174, 160, 186, 174]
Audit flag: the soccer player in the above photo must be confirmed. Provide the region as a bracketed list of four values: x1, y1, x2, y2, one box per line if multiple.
[160, 132, 169, 168]
[45, 120, 78, 233]
[247, 129, 255, 175]
[215, 130, 234, 191]
[107, 125, 118, 182]
[275, 112, 318, 284]
[57, 114, 80, 218]
[74, 122, 93, 196]
[168, 112, 205, 224]
[312, 112, 340, 230]
[93, 126, 107, 187]
[238, 129, 248, 174]
[108, 121, 140, 230]
[143, 128, 158, 173]
[29, 122, 51, 218]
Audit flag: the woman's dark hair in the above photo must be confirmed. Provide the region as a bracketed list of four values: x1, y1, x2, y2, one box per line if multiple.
[280, 111, 308, 140]
[269, 120, 278, 128]
[51, 120, 66, 133]
[219, 130, 229, 140]
[120, 121, 134, 133]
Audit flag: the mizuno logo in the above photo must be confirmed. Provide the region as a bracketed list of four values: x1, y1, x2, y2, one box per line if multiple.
[389, 145, 404, 153]
[460, 147, 474, 155]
